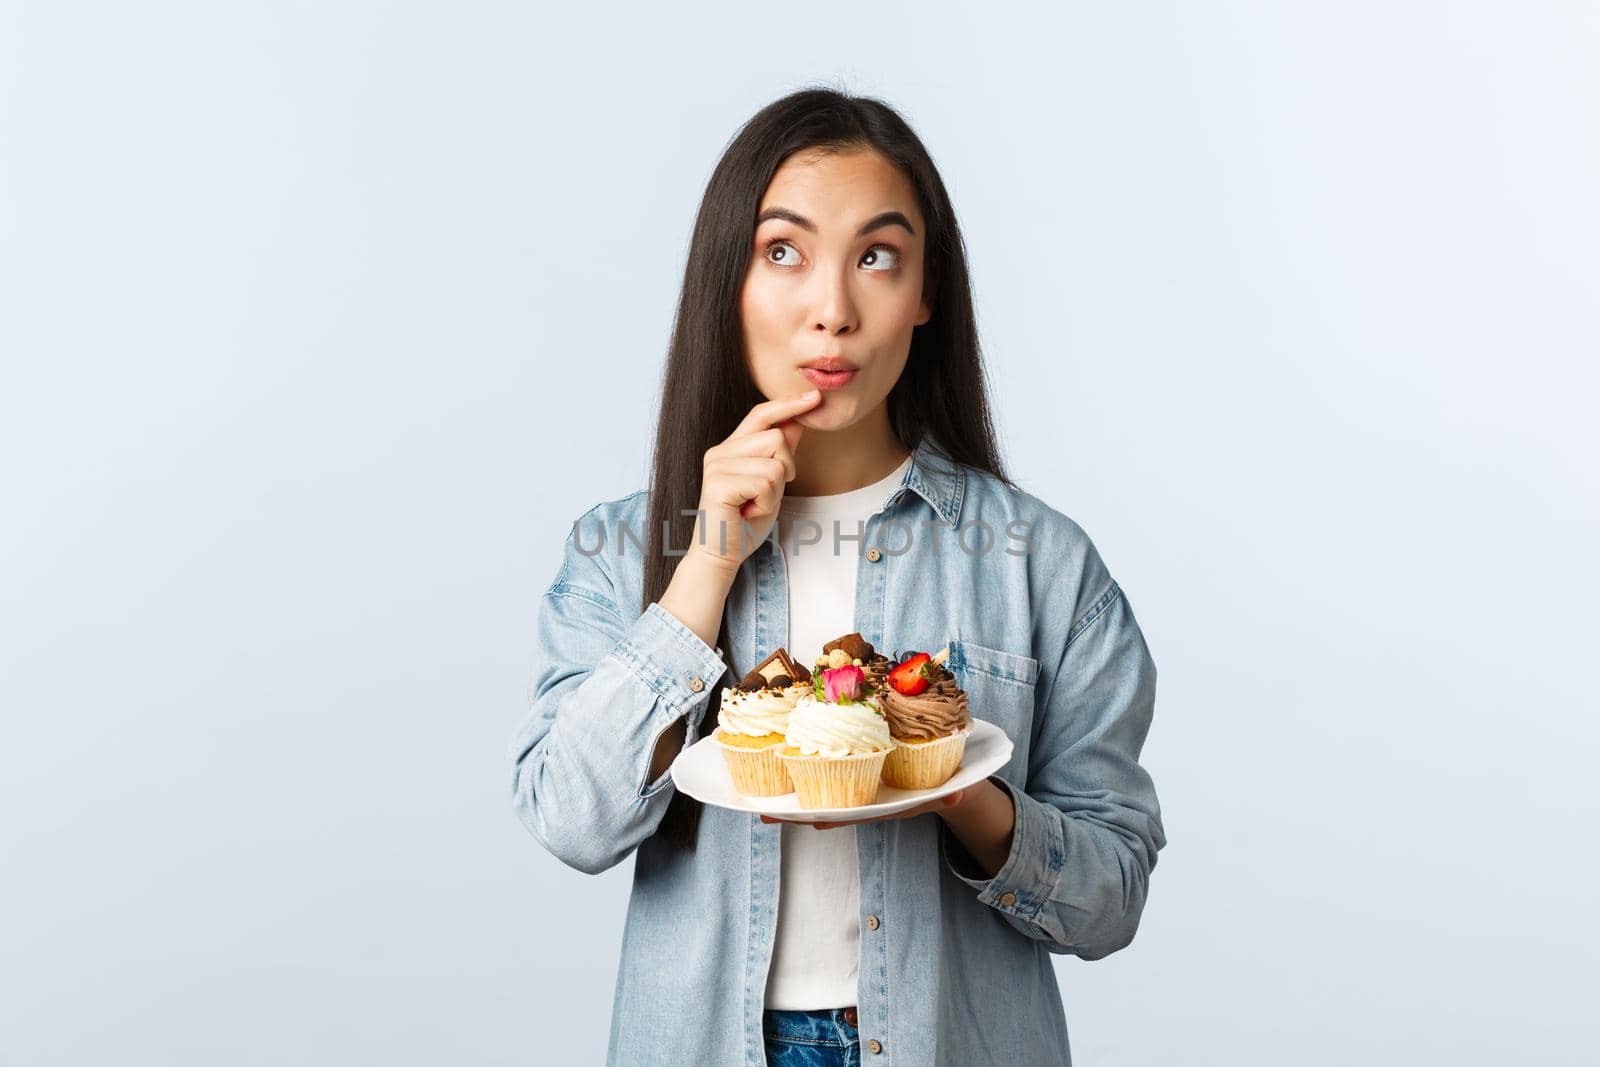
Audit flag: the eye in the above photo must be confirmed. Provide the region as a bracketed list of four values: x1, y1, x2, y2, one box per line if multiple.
[860, 244, 901, 272]
[764, 237, 800, 266]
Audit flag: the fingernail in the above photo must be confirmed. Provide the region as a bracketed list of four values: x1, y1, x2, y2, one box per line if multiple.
[802, 390, 819, 399]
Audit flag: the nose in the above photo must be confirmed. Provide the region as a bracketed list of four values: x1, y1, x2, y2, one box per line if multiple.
[810, 269, 858, 336]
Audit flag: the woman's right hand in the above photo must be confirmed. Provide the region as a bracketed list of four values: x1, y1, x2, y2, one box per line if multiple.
[690, 389, 823, 575]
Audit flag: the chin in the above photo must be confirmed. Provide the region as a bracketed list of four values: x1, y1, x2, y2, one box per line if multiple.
[796, 398, 866, 431]
[794, 409, 839, 431]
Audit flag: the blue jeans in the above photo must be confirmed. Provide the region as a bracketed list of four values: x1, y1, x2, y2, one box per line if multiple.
[762, 1007, 861, 1066]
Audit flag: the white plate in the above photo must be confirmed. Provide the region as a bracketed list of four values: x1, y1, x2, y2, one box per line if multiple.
[669, 718, 1014, 822]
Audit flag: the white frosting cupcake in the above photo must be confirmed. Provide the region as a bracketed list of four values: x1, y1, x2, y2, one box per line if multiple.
[719, 685, 806, 738]
[784, 692, 893, 758]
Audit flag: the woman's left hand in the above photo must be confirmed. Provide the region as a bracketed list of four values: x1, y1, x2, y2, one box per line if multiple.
[758, 789, 968, 830]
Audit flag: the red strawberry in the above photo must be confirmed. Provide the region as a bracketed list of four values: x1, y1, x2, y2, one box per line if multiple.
[888, 652, 933, 696]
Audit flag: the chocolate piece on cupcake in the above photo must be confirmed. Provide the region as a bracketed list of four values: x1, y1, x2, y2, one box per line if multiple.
[740, 647, 811, 692]
[818, 632, 892, 694]
[822, 632, 874, 661]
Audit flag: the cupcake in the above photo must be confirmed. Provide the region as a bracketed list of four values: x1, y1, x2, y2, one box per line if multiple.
[713, 647, 812, 796]
[823, 631, 893, 693]
[879, 645, 972, 790]
[777, 650, 893, 809]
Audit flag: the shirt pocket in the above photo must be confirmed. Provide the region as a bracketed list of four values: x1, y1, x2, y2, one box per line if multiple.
[948, 639, 1039, 786]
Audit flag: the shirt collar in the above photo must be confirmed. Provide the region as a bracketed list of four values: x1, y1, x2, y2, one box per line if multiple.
[896, 431, 966, 528]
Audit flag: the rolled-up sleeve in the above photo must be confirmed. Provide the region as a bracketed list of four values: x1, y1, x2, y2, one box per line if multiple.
[941, 577, 1164, 960]
[510, 513, 727, 875]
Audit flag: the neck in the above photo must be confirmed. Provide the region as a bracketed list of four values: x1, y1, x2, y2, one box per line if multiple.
[788, 404, 911, 496]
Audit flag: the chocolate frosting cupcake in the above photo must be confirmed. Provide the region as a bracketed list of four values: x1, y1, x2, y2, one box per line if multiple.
[881, 661, 970, 740]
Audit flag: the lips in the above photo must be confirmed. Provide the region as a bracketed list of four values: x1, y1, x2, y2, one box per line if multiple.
[801, 356, 858, 373]
[802, 368, 855, 390]
[800, 356, 859, 391]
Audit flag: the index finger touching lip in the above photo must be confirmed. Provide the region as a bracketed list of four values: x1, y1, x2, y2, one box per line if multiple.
[733, 390, 823, 437]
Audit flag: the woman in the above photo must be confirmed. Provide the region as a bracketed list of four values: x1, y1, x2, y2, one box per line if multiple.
[511, 88, 1164, 1066]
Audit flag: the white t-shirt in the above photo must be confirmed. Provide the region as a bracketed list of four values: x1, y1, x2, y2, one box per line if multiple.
[763, 452, 914, 1011]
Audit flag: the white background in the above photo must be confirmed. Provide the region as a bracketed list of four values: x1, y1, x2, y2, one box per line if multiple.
[3, 2, 1596, 1064]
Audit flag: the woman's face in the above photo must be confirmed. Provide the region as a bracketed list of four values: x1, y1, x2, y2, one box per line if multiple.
[740, 147, 931, 430]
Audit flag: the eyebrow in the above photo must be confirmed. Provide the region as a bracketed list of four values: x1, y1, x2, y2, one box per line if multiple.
[756, 206, 917, 238]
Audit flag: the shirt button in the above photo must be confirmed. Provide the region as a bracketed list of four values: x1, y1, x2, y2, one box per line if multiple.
[867, 1039, 883, 1054]
[688, 677, 705, 692]
[865, 914, 880, 930]
[998, 891, 1017, 907]
[865, 547, 882, 562]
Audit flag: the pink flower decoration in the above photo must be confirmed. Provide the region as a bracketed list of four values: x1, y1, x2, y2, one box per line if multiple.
[823, 664, 864, 703]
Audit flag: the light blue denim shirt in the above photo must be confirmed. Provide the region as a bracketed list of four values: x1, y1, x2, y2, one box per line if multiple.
[511, 433, 1165, 1066]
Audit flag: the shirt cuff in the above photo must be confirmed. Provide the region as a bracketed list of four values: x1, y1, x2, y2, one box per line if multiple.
[609, 601, 729, 743]
[939, 776, 1067, 922]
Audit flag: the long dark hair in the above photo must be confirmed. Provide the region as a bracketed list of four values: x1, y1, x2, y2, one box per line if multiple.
[647, 86, 1014, 850]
